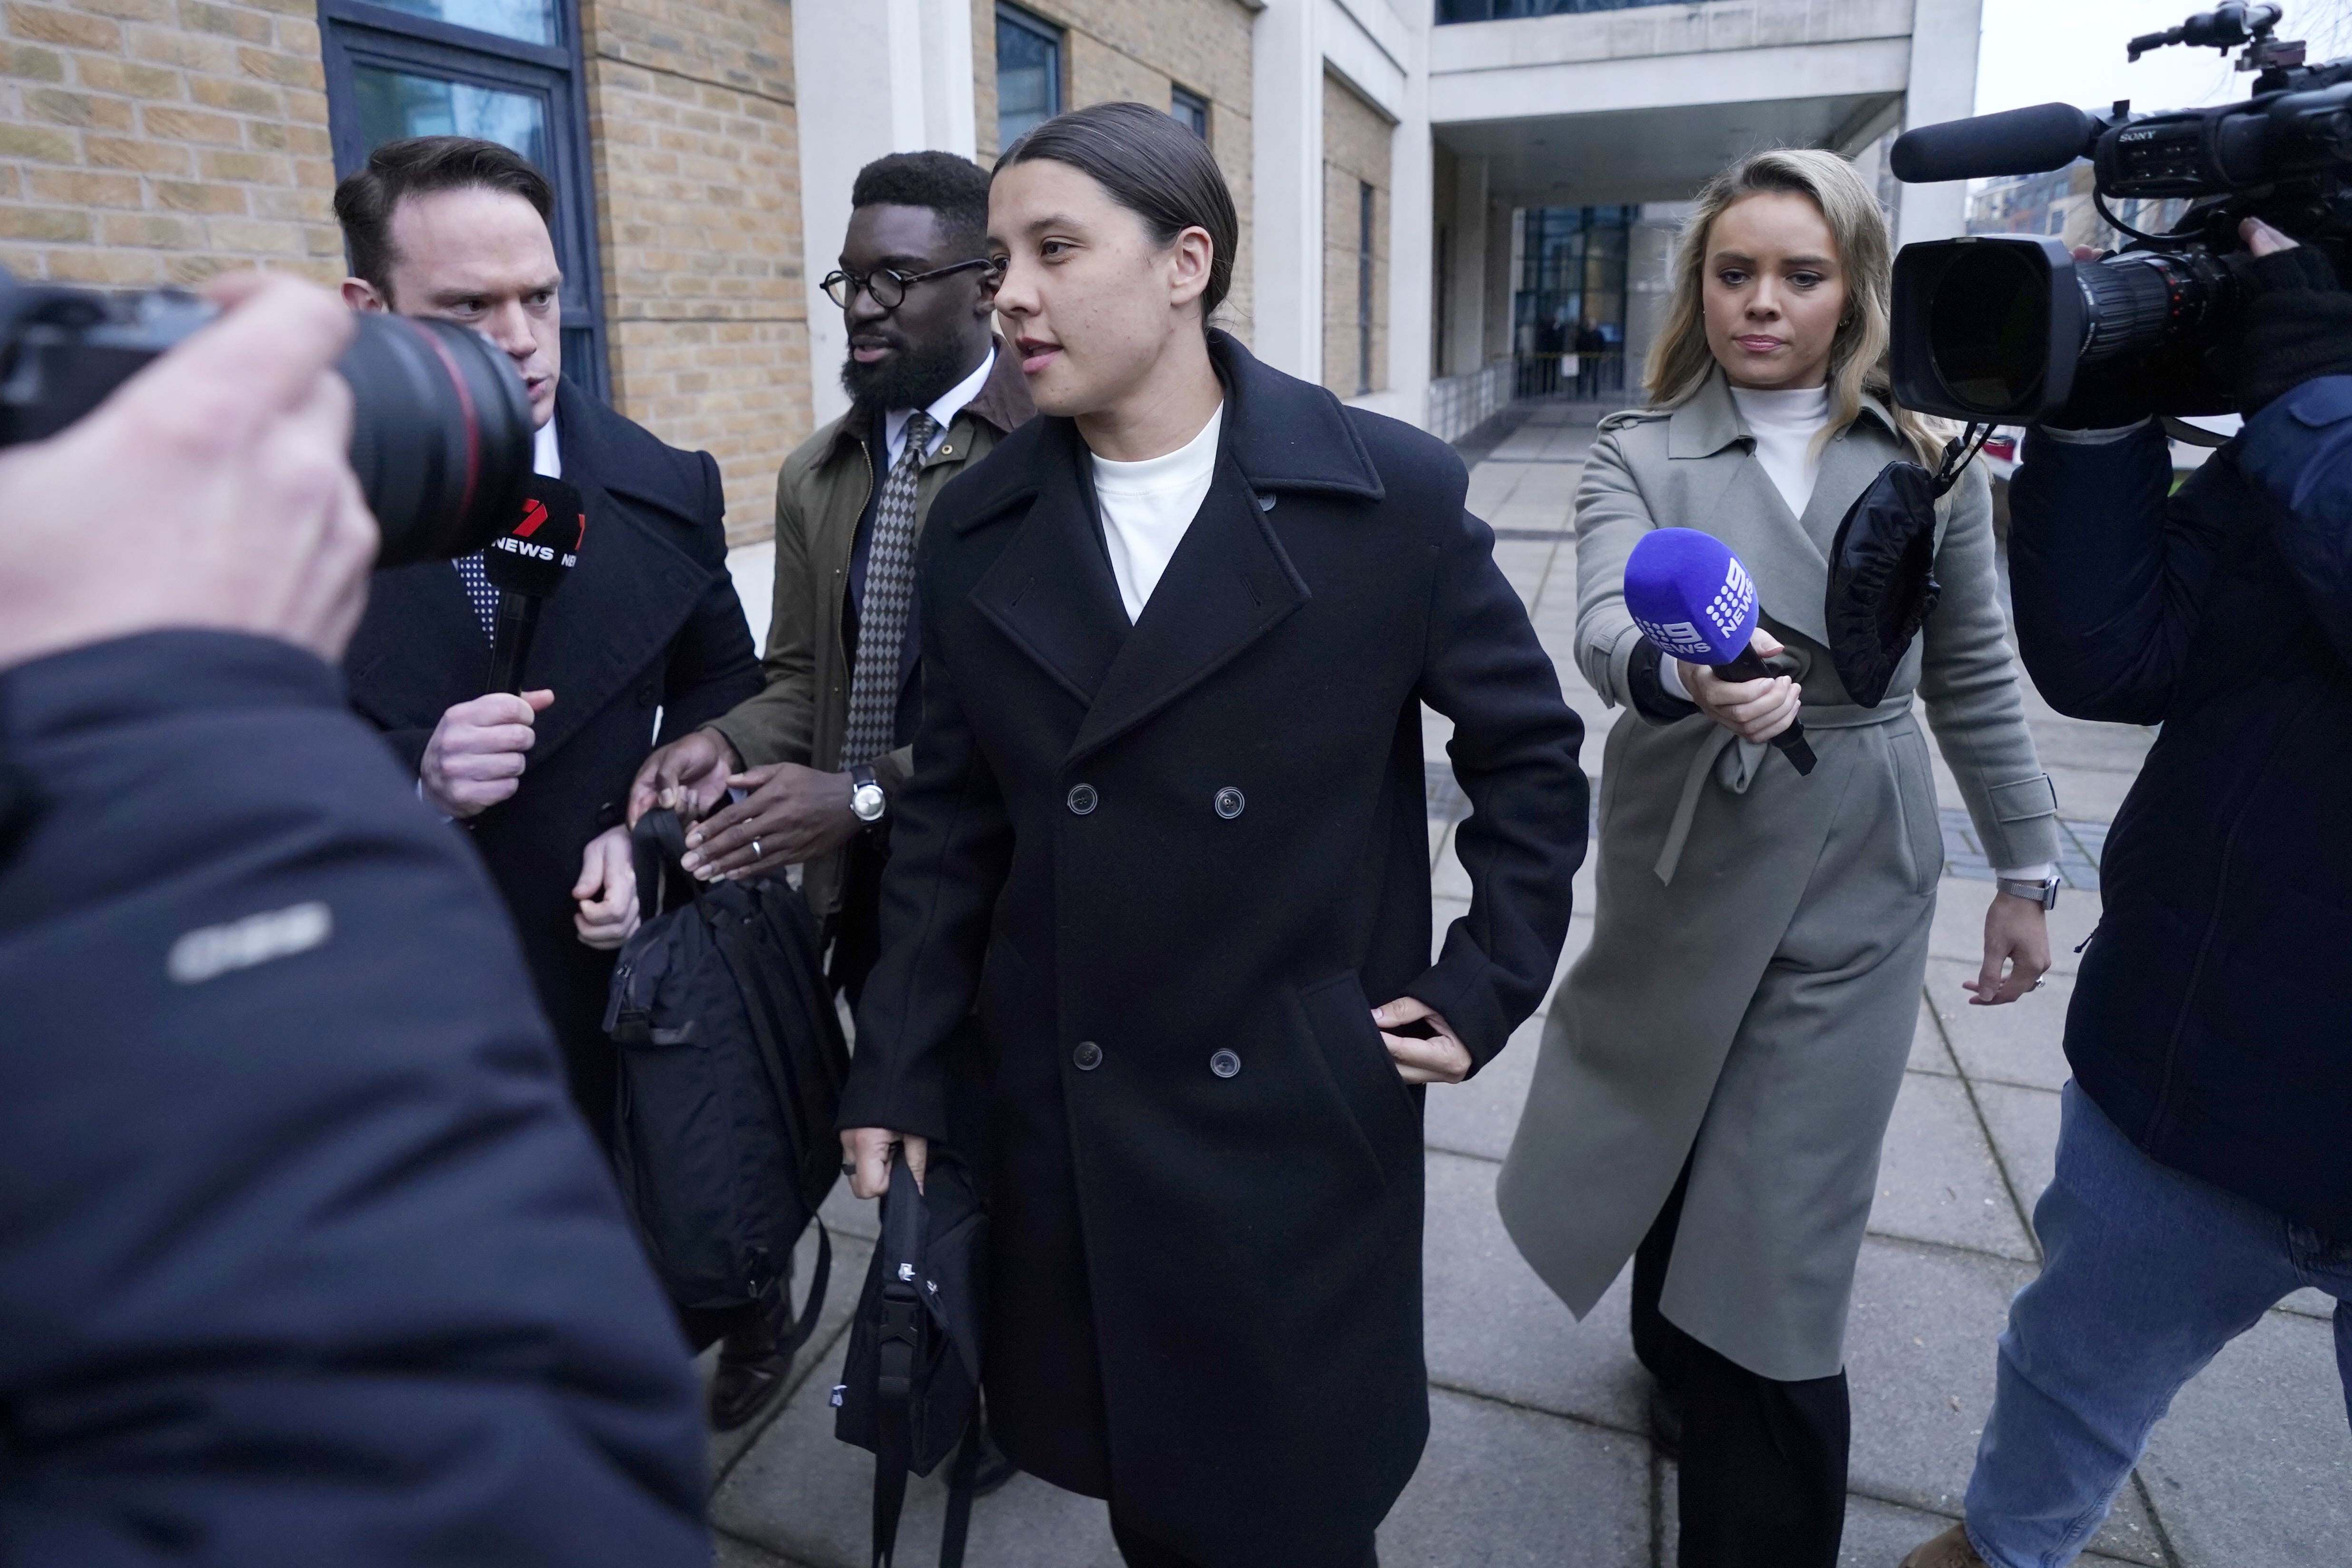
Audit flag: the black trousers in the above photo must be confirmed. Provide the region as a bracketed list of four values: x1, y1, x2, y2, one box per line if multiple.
[1108, 1511, 1377, 1568]
[1633, 1162, 1849, 1568]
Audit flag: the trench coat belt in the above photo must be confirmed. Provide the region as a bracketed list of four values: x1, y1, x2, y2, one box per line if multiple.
[1653, 698, 1915, 885]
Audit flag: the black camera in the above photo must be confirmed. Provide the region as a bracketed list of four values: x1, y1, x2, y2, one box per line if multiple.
[1888, 3, 2352, 421]
[0, 267, 535, 568]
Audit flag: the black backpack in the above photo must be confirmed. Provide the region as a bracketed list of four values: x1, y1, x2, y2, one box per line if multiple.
[833, 1142, 990, 1568]
[602, 808, 847, 1351]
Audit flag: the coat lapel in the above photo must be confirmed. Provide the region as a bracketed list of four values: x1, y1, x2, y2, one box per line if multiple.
[1068, 448, 1310, 764]
[521, 386, 724, 761]
[968, 419, 1132, 709]
[343, 556, 490, 729]
[1668, 372, 1842, 647]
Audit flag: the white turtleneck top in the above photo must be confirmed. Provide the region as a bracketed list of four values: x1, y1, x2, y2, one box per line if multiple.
[1728, 381, 1832, 518]
[1089, 402, 1225, 622]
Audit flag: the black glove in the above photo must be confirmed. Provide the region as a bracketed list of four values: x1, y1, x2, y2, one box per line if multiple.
[2229, 245, 2352, 415]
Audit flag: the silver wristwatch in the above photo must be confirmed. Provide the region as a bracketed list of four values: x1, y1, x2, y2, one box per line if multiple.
[1997, 874, 2061, 910]
[848, 763, 886, 823]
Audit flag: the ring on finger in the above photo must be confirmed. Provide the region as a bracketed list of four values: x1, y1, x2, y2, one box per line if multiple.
[751, 839, 762, 859]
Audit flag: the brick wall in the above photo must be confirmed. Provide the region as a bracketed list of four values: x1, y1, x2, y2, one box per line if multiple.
[1321, 69, 1388, 398]
[971, 0, 1254, 345]
[0, 0, 338, 287]
[580, 0, 805, 546]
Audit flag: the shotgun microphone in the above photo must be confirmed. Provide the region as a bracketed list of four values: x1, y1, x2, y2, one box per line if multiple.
[1624, 527, 1816, 776]
[482, 474, 584, 695]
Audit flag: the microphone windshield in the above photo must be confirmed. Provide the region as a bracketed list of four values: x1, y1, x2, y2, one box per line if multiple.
[1891, 102, 2099, 185]
[1624, 528, 1758, 665]
[483, 474, 584, 599]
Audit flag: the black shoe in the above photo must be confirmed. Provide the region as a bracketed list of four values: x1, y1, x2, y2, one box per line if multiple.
[708, 1318, 791, 1433]
[968, 1419, 1019, 1498]
[1648, 1379, 1685, 1461]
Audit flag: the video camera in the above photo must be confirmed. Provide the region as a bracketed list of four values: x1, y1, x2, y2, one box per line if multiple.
[0, 267, 534, 567]
[1889, 3, 2351, 421]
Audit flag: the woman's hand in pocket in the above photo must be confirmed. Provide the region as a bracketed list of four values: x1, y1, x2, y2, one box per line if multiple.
[1373, 997, 1472, 1084]
[1682, 628, 1802, 744]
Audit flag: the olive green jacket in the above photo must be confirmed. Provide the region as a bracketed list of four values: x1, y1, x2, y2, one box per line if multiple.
[706, 343, 1033, 916]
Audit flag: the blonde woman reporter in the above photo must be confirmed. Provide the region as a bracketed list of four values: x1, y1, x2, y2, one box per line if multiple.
[1496, 150, 2061, 1567]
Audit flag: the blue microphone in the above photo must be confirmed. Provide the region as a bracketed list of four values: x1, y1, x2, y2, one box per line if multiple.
[1625, 528, 1815, 776]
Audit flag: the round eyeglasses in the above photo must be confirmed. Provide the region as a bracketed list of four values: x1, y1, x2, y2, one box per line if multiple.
[821, 257, 1003, 312]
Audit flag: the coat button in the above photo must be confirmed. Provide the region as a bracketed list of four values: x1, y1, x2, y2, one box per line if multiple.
[1073, 1040, 1103, 1071]
[1213, 786, 1245, 820]
[1209, 1049, 1241, 1079]
[1067, 783, 1098, 816]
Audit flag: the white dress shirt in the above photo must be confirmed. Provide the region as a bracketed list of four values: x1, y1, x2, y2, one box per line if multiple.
[1089, 402, 1224, 622]
[533, 412, 562, 479]
[884, 347, 995, 469]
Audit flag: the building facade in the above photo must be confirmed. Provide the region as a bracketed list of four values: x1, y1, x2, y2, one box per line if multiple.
[1, 0, 1986, 541]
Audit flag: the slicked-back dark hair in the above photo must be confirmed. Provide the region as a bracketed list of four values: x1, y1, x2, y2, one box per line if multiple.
[996, 100, 1237, 319]
[850, 150, 992, 255]
[333, 137, 555, 301]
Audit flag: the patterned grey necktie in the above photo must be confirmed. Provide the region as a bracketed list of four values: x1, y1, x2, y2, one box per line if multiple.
[452, 551, 498, 641]
[842, 411, 936, 768]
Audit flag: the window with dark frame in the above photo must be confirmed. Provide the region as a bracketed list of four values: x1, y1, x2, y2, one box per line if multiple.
[317, 0, 610, 401]
[996, 4, 1063, 150]
[1358, 179, 1376, 395]
[1171, 84, 1209, 139]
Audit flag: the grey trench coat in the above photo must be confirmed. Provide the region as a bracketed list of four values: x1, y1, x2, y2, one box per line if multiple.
[1495, 370, 2060, 1381]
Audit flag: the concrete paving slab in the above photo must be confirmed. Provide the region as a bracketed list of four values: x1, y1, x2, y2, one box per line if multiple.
[1909, 998, 1958, 1077]
[1422, 1150, 1650, 1435]
[1837, 1494, 2144, 1567]
[1842, 1238, 2170, 1563]
[1922, 960, 2073, 1091]
[1378, 1387, 1649, 1567]
[2137, 1305, 2352, 1566]
[1970, 1079, 2061, 1229]
[715, 1530, 814, 1568]
[1869, 1072, 2038, 1264]
[2282, 1286, 2340, 1321]
[713, 1369, 1121, 1568]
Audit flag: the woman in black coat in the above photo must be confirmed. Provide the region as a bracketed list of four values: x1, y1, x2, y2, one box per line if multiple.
[837, 102, 1588, 1568]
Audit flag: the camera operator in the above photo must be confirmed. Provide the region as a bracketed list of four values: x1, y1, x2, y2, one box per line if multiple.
[0, 274, 706, 1563]
[1902, 217, 2352, 1568]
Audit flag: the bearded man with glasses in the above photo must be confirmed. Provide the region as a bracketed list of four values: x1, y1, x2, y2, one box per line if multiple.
[629, 151, 1031, 1431]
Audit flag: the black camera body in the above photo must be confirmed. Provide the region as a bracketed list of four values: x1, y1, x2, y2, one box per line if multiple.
[0, 268, 535, 568]
[1890, 3, 2352, 421]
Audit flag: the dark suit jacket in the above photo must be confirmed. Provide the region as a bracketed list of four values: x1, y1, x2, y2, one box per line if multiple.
[2012, 385, 2352, 1236]
[839, 332, 1588, 1564]
[0, 631, 706, 1565]
[342, 378, 761, 1114]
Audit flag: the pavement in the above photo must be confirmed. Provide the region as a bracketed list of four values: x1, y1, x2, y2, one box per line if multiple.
[707, 400, 2350, 1567]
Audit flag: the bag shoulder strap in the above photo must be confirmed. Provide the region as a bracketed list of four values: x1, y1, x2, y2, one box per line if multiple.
[630, 807, 697, 921]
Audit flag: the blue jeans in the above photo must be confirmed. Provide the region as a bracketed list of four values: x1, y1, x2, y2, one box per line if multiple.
[1964, 1082, 2352, 1568]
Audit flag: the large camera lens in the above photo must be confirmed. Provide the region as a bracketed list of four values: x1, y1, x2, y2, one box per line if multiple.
[1927, 242, 2052, 416]
[340, 313, 535, 569]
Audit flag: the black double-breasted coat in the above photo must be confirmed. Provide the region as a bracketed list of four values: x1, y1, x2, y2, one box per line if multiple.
[839, 334, 1588, 1564]
[342, 379, 761, 1124]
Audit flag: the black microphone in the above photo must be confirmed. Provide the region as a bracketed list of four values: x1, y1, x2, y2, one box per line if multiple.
[1891, 102, 2103, 185]
[482, 474, 584, 695]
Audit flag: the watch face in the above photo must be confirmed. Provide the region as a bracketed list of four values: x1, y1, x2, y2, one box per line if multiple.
[853, 784, 885, 821]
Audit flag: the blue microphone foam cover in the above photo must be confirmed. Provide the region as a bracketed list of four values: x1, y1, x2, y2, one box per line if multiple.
[1624, 528, 1759, 665]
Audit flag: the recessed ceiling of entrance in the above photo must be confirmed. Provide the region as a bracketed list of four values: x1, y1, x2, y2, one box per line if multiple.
[1438, 93, 1902, 208]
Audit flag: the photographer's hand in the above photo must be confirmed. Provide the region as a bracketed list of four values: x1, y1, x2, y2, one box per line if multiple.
[627, 726, 740, 826]
[2229, 217, 2352, 415]
[0, 273, 375, 673]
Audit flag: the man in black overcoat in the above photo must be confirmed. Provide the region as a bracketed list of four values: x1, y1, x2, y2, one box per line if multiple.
[334, 139, 761, 1136]
[842, 327, 1589, 1565]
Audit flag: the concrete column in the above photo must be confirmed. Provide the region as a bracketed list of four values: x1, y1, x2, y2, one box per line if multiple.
[1897, 0, 1984, 247]
[1249, 0, 1324, 382]
[1445, 152, 1489, 377]
[1372, 15, 1433, 426]
[792, 0, 979, 429]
